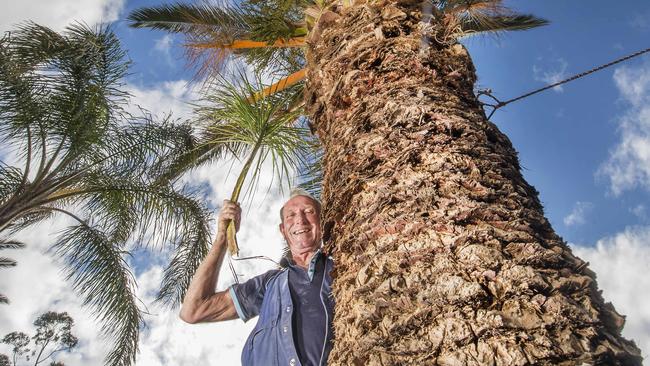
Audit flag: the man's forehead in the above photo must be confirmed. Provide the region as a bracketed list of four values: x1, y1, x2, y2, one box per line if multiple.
[283, 195, 318, 210]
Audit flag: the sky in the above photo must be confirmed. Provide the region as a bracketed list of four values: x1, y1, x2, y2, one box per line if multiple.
[1, 0, 650, 365]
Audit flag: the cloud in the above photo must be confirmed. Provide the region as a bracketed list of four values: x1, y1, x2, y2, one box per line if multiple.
[533, 58, 569, 93]
[631, 204, 647, 220]
[630, 10, 650, 30]
[598, 59, 650, 195]
[0, 0, 125, 33]
[153, 35, 176, 67]
[571, 226, 650, 358]
[563, 201, 594, 227]
[125, 80, 200, 120]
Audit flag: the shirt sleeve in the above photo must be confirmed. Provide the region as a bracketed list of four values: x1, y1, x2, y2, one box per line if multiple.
[229, 269, 280, 322]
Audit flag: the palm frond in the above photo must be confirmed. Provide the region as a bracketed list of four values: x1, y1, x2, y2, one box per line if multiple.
[195, 73, 312, 254]
[128, 3, 252, 78]
[52, 224, 142, 366]
[128, 3, 251, 38]
[458, 14, 548, 36]
[44, 24, 129, 159]
[155, 196, 210, 307]
[0, 165, 23, 205]
[0, 239, 25, 250]
[127, 2, 306, 79]
[0, 257, 16, 267]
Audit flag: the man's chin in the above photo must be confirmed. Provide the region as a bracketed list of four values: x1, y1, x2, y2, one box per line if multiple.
[290, 242, 319, 253]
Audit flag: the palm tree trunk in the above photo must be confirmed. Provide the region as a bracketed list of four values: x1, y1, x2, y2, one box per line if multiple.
[305, 3, 642, 365]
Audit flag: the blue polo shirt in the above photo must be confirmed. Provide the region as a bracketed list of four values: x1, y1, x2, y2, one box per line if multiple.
[230, 251, 334, 366]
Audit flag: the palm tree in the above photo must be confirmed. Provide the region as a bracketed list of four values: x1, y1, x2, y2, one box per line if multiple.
[0, 23, 211, 366]
[128, 1, 643, 364]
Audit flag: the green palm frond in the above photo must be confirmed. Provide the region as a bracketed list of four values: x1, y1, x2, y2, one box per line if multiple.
[458, 14, 549, 35]
[128, 3, 252, 78]
[0, 165, 23, 204]
[53, 224, 141, 366]
[155, 195, 210, 306]
[127, 2, 306, 79]
[2, 22, 66, 72]
[435, 0, 548, 38]
[0, 257, 15, 267]
[187, 73, 311, 254]
[128, 3, 252, 38]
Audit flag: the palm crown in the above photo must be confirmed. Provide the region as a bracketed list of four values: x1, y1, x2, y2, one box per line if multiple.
[128, 0, 547, 98]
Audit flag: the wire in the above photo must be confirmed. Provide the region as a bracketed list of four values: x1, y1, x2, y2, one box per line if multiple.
[228, 254, 282, 284]
[479, 46, 650, 119]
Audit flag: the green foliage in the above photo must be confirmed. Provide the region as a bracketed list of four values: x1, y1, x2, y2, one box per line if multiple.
[0, 23, 212, 366]
[1, 332, 29, 362]
[1, 311, 78, 366]
[127, 2, 306, 76]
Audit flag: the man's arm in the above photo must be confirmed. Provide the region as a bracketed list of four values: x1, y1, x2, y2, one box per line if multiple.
[179, 200, 240, 324]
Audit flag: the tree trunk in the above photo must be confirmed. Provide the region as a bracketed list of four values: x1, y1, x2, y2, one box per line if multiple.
[305, 2, 642, 365]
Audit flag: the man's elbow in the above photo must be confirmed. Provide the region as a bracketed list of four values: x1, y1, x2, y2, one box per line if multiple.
[179, 307, 200, 324]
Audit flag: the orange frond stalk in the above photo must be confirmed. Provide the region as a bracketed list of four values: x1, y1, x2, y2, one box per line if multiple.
[249, 69, 306, 103]
[188, 37, 306, 50]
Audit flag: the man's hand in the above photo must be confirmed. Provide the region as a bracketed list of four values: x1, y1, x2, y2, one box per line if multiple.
[217, 199, 241, 235]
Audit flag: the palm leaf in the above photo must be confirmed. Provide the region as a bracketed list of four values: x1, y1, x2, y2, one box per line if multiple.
[458, 14, 548, 35]
[191, 73, 311, 254]
[52, 224, 142, 366]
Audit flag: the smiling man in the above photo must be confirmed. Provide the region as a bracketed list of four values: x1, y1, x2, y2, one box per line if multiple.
[179, 189, 334, 366]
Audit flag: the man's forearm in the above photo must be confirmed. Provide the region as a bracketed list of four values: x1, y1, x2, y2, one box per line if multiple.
[179, 232, 229, 322]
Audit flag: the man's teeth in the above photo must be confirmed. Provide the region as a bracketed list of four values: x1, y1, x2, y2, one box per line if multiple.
[293, 229, 310, 234]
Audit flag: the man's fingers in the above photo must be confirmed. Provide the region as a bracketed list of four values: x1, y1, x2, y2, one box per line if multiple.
[218, 200, 242, 233]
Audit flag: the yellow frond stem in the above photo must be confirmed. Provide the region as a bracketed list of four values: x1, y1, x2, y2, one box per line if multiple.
[188, 37, 306, 50]
[249, 69, 306, 103]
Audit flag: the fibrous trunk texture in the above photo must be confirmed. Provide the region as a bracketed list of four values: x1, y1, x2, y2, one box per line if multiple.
[305, 2, 642, 365]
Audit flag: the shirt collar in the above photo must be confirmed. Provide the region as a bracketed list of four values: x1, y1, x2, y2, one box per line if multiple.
[281, 248, 322, 281]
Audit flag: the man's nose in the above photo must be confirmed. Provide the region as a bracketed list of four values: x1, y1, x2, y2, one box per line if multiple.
[296, 211, 308, 223]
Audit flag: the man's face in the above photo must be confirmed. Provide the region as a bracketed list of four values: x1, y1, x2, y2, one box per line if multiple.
[279, 195, 322, 254]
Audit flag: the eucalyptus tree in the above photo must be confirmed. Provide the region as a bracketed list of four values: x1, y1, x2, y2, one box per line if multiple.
[129, 1, 642, 364]
[1, 311, 78, 366]
[0, 23, 211, 366]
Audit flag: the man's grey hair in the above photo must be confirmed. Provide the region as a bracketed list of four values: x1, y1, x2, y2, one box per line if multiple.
[279, 188, 321, 222]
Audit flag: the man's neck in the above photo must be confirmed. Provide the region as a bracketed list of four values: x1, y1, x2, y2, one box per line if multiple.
[291, 248, 319, 269]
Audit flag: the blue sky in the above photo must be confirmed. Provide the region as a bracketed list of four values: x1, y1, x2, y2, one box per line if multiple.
[1, 1, 650, 365]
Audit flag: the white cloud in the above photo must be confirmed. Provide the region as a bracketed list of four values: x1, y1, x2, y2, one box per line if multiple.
[125, 80, 200, 120]
[563, 201, 594, 227]
[533, 58, 569, 93]
[598, 59, 650, 195]
[154, 35, 174, 54]
[631, 204, 647, 220]
[154, 35, 176, 67]
[631, 10, 650, 30]
[0, 0, 125, 33]
[571, 226, 650, 358]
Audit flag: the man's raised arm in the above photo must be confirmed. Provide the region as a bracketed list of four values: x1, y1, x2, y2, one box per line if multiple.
[179, 200, 240, 324]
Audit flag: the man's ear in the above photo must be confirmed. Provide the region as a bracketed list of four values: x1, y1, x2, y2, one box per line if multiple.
[279, 223, 286, 240]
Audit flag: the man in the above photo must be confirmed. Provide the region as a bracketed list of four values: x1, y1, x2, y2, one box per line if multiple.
[179, 190, 334, 366]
